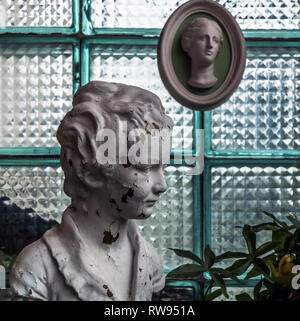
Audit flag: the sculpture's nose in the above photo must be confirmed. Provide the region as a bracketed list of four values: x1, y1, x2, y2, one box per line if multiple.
[152, 167, 168, 195]
[206, 37, 213, 48]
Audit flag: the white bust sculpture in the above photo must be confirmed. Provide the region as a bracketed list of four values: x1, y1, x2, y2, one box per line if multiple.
[181, 17, 223, 89]
[9, 81, 174, 301]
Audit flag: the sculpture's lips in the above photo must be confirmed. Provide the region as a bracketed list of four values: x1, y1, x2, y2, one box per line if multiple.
[145, 200, 158, 205]
[205, 50, 213, 56]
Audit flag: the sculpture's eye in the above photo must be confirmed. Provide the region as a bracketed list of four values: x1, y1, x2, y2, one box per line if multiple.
[134, 164, 152, 173]
[198, 35, 206, 41]
[213, 36, 220, 44]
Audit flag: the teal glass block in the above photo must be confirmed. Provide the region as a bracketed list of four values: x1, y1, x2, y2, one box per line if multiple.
[88, 43, 194, 152]
[219, 0, 299, 30]
[137, 166, 194, 272]
[207, 162, 300, 266]
[0, 42, 74, 149]
[85, 0, 299, 34]
[0, 162, 194, 272]
[88, 0, 186, 31]
[0, 0, 73, 28]
[0, 165, 68, 224]
[206, 45, 300, 157]
[211, 286, 254, 301]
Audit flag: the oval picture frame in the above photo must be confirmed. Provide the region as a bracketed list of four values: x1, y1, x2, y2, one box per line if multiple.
[158, 0, 246, 111]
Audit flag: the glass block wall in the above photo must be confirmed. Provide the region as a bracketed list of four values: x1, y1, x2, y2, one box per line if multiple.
[88, 43, 194, 151]
[1, 0, 73, 28]
[0, 0, 299, 301]
[85, 0, 300, 34]
[0, 43, 74, 148]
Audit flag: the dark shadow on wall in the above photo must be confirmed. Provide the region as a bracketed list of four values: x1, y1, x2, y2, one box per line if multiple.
[0, 196, 58, 255]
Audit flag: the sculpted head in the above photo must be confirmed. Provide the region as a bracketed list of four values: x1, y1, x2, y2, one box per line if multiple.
[181, 17, 223, 88]
[57, 81, 174, 219]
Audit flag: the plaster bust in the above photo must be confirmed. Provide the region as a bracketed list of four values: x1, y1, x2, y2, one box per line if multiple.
[10, 81, 174, 301]
[181, 17, 223, 89]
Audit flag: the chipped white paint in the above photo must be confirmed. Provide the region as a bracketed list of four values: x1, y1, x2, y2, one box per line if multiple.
[10, 81, 173, 301]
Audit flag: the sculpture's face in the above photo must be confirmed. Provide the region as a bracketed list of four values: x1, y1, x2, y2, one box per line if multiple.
[189, 22, 221, 66]
[106, 132, 171, 220]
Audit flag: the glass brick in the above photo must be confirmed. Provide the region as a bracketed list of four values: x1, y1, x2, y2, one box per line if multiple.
[211, 286, 254, 301]
[210, 47, 300, 151]
[0, 43, 73, 148]
[0, 164, 193, 272]
[137, 166, 194, 272]
[0, 165, 68, 256]
[209, 165, 300, 266]
[89, 44, 194, 151]
[89, 0, 299, 30]
[0, 0, 73, 28]
[90, 0, 187, 29]
[219, 0, 299, 30]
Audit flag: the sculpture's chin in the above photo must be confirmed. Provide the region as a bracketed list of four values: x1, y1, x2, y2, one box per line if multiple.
[135, 208, 153, 220]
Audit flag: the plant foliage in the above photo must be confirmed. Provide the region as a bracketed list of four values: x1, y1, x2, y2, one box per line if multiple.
[168, 212, 300, 301]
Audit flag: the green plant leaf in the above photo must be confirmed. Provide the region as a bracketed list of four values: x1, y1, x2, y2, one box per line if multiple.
[253, 258, 271, 281]
[253, 279, 263, 301]
[262, 253, 277, 274]
[281, 234, 294, 253]
[244, 265, 261, 280]
[215, 251, 247, 263]
[255, 241, 279, 257]
[202, 289, 223, 301]
[272, 229, 291, 251]
[167, 264, 206, 278]
[251, 222, 281, 232]
[210, 273, 228, 298]
[243, 225, 256, 256]
[209, 268, 241, 283]
[263, 211, 289, 230]
[226, 258, 252, 275]
[287, 215, 300, 229]
[168, 248, 204, 265]
[294, 229, 300, 243]
[235, 293, 253, 301]
[258, 289, 270, 301]
[204, 245, 216, 268]
[263, 279, 276, 293]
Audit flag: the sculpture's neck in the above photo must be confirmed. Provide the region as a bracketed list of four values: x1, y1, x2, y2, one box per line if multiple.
[189, 62, 217, 89]
[69, 191, 130, 254]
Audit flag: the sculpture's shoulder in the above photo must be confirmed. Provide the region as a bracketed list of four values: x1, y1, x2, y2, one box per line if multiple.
[9, 236, 56, 301]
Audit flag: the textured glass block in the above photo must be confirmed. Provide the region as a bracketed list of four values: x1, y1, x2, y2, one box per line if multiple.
[0, 165, 193, 272]
[219, 0, 300, 30]
[90, 44, 194, 151]
[137, 166, 194, 272]
[210, 47, 300, 151]
[0, 44, 73, 147]
[212, 286, 253, 301]
[89, 0, 299, 30]
[210, 165, 300, 266]
[152, 285, 196, 301]
[0, 165, 69, 255]
[0, 0, 73, 28]
[90, 0, 187, 29]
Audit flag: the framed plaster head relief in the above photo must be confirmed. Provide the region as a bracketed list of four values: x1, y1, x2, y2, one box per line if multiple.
[158, 0, 246, 111]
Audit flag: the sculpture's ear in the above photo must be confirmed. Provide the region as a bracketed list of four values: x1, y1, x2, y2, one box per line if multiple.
[62, 146, 107, 193]
[81, 164, 108, 190]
